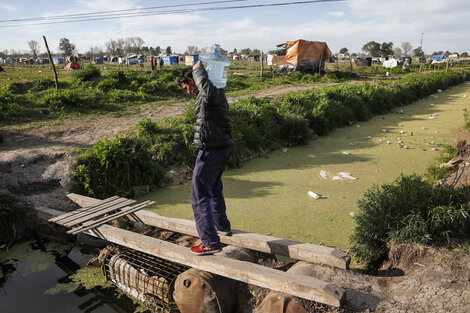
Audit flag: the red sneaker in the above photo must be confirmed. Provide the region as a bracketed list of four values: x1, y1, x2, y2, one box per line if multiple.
[190, 244, 222, 255]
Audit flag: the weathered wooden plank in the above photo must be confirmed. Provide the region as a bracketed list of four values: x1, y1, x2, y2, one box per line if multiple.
[49, 196, 118, 222]
[37, 205, 345, 307]
[68, 201, 155, 235]
[61, 199, 136, 227]
[51, 196, 124, 224]
[90, 224, 344, 307]
[67, 193, 351, 269]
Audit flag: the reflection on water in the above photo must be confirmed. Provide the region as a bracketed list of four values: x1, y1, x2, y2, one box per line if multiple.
[0, 240, 146, 313]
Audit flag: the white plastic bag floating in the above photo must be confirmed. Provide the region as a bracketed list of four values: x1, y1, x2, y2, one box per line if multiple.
[332, 176, 343, 180]
[283, 148, 288, 153]
[319, 170, 328, 179]
[342, 151, 351, 155]
[339, 172, 358, 180]
[437, 89, 442, 93]
[365, 136, 372, 139]
[382, 129, 388, 133]
[308, 191, 320, 199]
[308, 154, 316, 158]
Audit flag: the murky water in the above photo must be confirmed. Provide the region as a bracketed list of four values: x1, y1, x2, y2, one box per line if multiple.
[0, 240, 145, 313]
[140, 83, 470, 250]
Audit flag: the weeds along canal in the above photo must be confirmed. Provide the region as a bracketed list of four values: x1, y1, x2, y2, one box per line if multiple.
[140, 82, 470, 250]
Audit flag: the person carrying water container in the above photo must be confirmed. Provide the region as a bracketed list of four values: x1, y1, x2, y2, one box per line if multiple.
[178, 60, 233, 255]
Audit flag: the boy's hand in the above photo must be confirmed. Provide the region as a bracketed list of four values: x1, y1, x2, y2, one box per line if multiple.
[193, 60, 202, 70]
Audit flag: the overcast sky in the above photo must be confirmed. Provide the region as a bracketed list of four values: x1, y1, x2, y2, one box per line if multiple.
[1, 0, 469, 55]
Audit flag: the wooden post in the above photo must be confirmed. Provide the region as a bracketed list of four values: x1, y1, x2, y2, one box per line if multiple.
[43, 35, 59, 90]
[260, 52, 264, 78]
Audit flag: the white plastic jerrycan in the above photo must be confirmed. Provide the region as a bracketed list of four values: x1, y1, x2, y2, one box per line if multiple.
[198, 44, 230, 89]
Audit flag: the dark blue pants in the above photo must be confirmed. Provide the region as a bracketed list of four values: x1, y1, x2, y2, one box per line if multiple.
[191, 148, 232, 248]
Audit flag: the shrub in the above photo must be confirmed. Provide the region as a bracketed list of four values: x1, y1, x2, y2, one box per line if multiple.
[425, 145, 458, 183]
[39, 89, 84, 109]
[73, 64, 101, 81]
[0, 90, 23, 122]
[30, 77, 55, 92]
[351, 174, 470, 272]
[74, 136, 164, 198]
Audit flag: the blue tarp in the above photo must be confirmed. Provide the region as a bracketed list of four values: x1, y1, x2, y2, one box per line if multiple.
[53, 57, 64, 64]
[163, 56, 179, 65]
[432, 55, 446, 61]
[94, 57, 104, 64]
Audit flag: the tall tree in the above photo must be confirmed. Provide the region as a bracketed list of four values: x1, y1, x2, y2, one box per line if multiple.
[401, 42, 413, 57]
[362, 41, 381, 57]
[413, 47, 425, 57]
[240, 48, 252, 55]
[58, 38, 75, 57]
[186, 46, 199, 55]
[105, 39, 118, 55]
[28, 40, 40, 59]
[393, 47, 402, 57]
[339, 47, 349, 55]
[155, 46, 161, 56]
[380, 42, 394, 56]
[461, 52, 469, 57]
[166, 46, 172, 55]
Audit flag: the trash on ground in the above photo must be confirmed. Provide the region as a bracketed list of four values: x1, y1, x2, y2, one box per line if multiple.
[421, 126, 427, 130]
[381, 129, 388, 133]
[399, 109, 404, 114]
[283, 148, 288, 153]
[319, 170, 328, 179]
[432, 148, 438, 151]
[332, 176, 343, 180]
[365, 136, 372, 139]
[400, 130, 406, 134]
[464, 94, 468, 98]
[429, 116, 435, 119]
[432, 113, 438, 116]
[386, 141, 392, 144]
[356, 124, 360, 128]
[308, 154, 316, 158]
[431, 103, 435, 106]
[349, 212, 356, 218]
[437, 89, 443, 93]
[342, 151, 351, 155]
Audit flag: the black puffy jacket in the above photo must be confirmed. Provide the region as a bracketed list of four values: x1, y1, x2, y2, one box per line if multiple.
[193, 66, 233, 150]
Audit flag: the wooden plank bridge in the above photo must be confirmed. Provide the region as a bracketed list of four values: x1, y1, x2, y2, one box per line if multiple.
[38, 193, 351, 308]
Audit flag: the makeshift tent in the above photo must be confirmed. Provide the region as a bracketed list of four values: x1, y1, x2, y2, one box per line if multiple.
[53, 57, 64, 64]
[431, 54, 446, 64]
[185, 55, 199, 66]
[163, 56, 179, 65]
[273, 39, 332, 73]
[383, 59, 398, 68]
[65, 62, 81, 69]
[94, 57, 104, 64]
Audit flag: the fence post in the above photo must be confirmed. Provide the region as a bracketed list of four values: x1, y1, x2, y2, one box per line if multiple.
[260, 52, 264, 78]
[43, 35, 59, 90]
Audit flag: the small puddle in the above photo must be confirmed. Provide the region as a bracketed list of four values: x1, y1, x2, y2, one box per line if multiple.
[0, 240, 148, 313]
[139, 83, 470, 250]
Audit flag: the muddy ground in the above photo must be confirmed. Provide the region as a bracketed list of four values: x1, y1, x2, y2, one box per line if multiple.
[1, 83, 470, 312]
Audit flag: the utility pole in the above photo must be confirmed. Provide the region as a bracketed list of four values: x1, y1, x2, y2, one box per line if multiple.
[43, 35, 59, 90]
[420, 33, 424, 49]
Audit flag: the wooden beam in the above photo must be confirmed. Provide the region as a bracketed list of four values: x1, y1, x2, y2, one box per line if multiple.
[37, 206, 345, 307]
[67, 193, 351, 269]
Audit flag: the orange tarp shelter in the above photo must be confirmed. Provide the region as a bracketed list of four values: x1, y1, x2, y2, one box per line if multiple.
[274, 39, 332, 66]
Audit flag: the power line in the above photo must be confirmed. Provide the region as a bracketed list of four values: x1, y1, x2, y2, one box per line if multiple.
[0, 0, 345, 28]
[0, 0, 248, 23]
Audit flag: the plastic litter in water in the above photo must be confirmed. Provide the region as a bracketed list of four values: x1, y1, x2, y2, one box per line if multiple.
[431, 103, 435, 106]
[429, 116, 435, 119]
[400, 130, 406, 134]
[386, 141, 392, 144]
[319, 170, 328, 179]
[365, 136, 372, 139]
[437, 89, 443, 93]
[349, 212, 356, 218]
[283, 148, 288, 153]
[342, 151, 351, 155]
[382, 129, 388, 133]
[308, 154, 316, 158]
[332, 176, 343, 180]
[421, 126, 427, 130]
[340, 172, 358, 180]
[432, 113, 438, 116]
[308, 191, 320, 199]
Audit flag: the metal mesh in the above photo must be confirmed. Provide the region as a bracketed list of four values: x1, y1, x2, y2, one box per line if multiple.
[102, 246, 188, 313]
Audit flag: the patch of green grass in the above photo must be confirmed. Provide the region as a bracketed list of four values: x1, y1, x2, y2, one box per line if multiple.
[425, 144, 458, 183]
